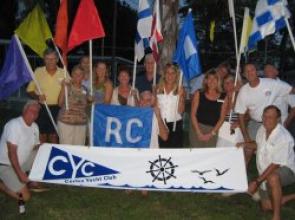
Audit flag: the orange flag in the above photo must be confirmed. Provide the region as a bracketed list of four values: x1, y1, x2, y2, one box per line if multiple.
[54, 0, 68, 64]
[67, 0, 105, 52]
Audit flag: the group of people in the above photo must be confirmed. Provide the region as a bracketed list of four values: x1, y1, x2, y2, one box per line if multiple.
[0, 49, 295, 220]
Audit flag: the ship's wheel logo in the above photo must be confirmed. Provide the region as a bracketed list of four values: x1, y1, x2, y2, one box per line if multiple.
[146, 155, 178, 184]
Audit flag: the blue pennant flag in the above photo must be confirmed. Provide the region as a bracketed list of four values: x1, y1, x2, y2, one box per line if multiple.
[248, 0, 290, 49]
[43, 146, 120, 180]
[0, 35, 32, 100]
[173, 10, 202, 81]
[93, 104, 153, 148]
[135, 0, 153, 62]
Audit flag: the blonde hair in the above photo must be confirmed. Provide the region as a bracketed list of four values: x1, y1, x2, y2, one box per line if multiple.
[94, 61, 109, 84]
[157, 63, 180, 95]
[202, 68, 222, 93]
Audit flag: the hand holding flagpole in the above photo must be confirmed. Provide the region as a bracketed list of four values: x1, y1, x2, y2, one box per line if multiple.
[15, 35, 59, 135]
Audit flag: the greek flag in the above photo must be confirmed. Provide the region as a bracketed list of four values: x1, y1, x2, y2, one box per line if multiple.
[173, 10, 202, 81]
[135, 0, 153, 62]
[248, 0, 290, 49]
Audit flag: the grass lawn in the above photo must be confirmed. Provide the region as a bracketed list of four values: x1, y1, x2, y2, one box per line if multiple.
[1, 162, 295, 220]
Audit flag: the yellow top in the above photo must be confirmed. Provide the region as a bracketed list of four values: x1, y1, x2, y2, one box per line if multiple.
[27, 66, 66, 105]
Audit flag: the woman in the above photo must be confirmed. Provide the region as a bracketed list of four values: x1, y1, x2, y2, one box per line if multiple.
[190, 69, 228, 148]
[111, 67, 138, 106]
[57, 66, 90, 145]
[216, 75, 244, 147]
[157, 63, 185, 148]
[93, 61, 113, 104]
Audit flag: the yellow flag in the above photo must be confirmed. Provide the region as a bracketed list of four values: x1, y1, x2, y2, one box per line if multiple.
[15, 4, 52, 57]
[209, 20, 215, 42]
[239, 7, 253, 54]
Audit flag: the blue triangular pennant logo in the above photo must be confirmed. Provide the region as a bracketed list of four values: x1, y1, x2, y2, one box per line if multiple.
[43, 147, 119, 180]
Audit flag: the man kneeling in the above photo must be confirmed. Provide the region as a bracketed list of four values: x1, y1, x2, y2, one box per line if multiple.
[243, 105, 295, 220]
[0, 100, 44, 202]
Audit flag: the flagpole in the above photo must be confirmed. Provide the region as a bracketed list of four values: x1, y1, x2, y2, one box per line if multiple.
[152, 63, 157, 86]
[89, 40, 94, 146]
[15, 35, 59, 136]
[228, 0, 239, 61]
[132, 52, 137, 90]
[229, 7, 250, 126]
[51, 38, 69, 110]
[173, 70, 183, 132]
[281, 3, 295, 52]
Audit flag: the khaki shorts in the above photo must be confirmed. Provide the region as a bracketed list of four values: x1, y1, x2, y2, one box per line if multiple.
[0, 164, 26, 192]
[0, 150, 37, 192]
[259, 166, 295, 200]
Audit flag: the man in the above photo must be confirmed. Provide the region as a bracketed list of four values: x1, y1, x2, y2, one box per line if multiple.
[264, 64, 295, 128]
[138, 91, 168, 148]
[235, 63, 294, 143]
[0, 100, 43, 201]
[242, 106, 295, 220]
[27, 48, 66, 143]
[136, 54, 160, 94]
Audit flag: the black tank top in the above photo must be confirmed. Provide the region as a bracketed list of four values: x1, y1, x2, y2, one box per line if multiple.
[196, 91, 226, 126]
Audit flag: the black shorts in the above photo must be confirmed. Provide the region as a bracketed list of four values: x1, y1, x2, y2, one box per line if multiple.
[36, 105, 59, 134]
[159, 120, 183, 148]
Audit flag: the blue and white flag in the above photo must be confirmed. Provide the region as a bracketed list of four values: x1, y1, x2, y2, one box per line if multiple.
[135, 0, 153, 62]
[92, 104, 153, 148]
[248, 0, 290, 49]
[0, 35, 32, 100]
[173, 10, 202, 82]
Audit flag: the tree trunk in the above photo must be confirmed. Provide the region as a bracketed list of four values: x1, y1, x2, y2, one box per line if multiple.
[159, 0, 179, 75]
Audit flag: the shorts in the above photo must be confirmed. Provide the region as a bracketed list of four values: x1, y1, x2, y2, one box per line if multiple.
[259, 166, 295, 200]
[0, 150, 37, 192]
[0, 165, 25, 192]
[37, 105, 59, 134]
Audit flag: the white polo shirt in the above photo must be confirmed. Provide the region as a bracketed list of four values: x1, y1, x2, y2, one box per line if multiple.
[235, 78, 292, 122]
[0, 117, 39, 166]
[256, 124, 295, 175]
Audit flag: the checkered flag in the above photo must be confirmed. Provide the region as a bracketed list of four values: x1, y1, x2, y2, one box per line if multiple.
[248, 0, 290, 49]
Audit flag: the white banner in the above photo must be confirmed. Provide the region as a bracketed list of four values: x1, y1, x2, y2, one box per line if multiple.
[29, 144, 248, 193]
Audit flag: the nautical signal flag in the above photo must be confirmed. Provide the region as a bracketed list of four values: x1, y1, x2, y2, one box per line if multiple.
[135, 0, 153, 62]
[173, 10, 202, 81]
[248, 0, 290, 50]
[67, 0, 105, 52]
[54, 0, 68, 58]
[150, 0, 163, 62]
[239, 7, 252, 54]
[0, 35, 32, 100]
[15, 4, 52, 57]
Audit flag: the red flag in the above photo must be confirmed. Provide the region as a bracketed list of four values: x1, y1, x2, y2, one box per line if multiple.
[67, 0, 105, 52]
[54, 0, 68, 63]
[150, 0, 163, 62]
